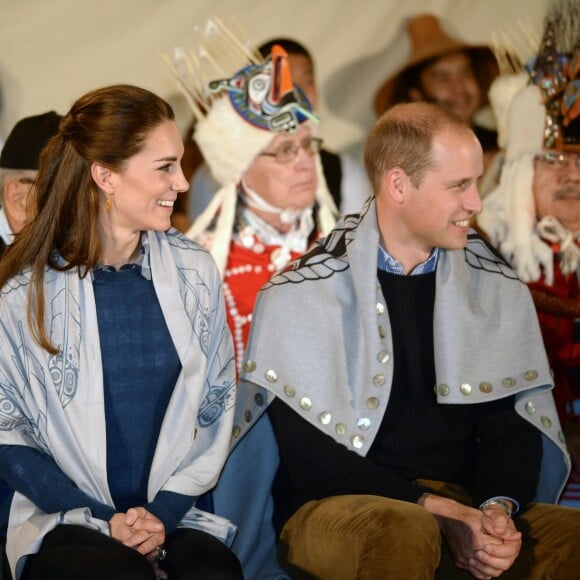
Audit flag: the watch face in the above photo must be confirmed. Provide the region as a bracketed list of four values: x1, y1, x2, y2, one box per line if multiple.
[480, 499, 513, 516]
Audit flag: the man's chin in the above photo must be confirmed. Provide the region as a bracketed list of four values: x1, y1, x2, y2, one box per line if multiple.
[455, 107, 478, 124]
[290, 189, 316, 205]
[438, 102, 476, 124]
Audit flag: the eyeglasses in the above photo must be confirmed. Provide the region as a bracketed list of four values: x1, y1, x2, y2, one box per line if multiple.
[259, 136, 323, 164]
[534, 152, 580, 171]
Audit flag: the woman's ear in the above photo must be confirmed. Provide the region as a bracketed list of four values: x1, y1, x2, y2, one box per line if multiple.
[90, 162, 113, 192]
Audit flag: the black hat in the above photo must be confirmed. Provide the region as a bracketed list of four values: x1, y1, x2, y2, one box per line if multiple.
[0, 111, 61, 170]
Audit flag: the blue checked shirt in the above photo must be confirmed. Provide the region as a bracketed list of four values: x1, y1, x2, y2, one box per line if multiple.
[377, 245, 439, 275]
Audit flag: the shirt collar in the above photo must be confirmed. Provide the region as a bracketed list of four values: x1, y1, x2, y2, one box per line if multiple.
[0, 206, 14, 246]
[377, 244, 439, 275]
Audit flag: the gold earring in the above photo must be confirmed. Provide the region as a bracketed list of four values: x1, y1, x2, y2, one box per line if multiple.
[105, 192, 113, 211]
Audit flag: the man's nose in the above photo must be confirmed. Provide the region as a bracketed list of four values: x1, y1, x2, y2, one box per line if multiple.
[294, 145, 315, 168]
[449, 75, 469, 93]
[562, 156, 580, 181]
[464, 184, 482, 214]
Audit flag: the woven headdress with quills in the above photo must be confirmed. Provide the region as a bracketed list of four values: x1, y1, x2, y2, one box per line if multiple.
[479, 0, 580, 285]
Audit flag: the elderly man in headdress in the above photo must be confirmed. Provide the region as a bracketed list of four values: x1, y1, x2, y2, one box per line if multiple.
[168, 25, 337, 579]
[0, 111, 61, 257]
[478, 0, 580, 501]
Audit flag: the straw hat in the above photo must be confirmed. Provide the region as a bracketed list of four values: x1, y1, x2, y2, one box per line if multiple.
[373, 14, 496, 116]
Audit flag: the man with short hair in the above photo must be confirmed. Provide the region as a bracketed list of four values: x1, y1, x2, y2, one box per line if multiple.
[240, 101, 579, 578]
[0, 111, 61, 257]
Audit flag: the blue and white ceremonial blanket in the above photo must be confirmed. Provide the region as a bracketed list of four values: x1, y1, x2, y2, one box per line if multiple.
[0, 229, 237, 578]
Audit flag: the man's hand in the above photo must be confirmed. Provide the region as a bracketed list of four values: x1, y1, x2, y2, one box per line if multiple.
[420, 494, 521, 579]
[468, 505, 521, 578]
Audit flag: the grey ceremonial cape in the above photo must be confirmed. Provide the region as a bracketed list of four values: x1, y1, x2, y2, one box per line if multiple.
[241, 198, 571, 504]
[0, 229, 237, 579]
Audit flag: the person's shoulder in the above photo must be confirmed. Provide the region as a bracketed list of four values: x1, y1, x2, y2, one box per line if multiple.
[320, 147, 367, 179]
[163, 228, 221, 271]
[165, 227, 211, 254]
[262, 217, 358, 295]
[160, 229, 225, 291]
[0, 268, 32, 304]
[460, 230, 519, 281]
[319, 147, 340, 164]
[299, 215, 359, 266]
[465, 229, 506, 260]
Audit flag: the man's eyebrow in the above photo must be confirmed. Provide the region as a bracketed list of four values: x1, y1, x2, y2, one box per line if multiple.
[445, 177, 472, 188]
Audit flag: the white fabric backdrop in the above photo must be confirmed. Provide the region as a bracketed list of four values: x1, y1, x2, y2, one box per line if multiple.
[0, 0, 548, 158]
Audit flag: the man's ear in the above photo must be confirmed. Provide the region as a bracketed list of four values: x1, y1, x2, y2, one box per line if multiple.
[3, 177, 33, 231]
[408, 88, 424, 103]
[90, 162, 114, 192]
[383, 168, 407, 204]
[3, 178, 25, 209]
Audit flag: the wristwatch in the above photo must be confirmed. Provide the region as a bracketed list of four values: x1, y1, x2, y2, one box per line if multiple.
[479, 498, 513, 516]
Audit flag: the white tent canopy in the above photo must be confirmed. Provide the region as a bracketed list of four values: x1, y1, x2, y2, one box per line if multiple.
[0, 0, 548, 157]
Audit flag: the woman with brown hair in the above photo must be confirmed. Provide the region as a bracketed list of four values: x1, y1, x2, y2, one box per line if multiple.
[0, 84, 242, 580]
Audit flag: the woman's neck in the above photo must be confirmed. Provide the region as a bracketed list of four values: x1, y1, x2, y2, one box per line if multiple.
[98, 228, 141, 269]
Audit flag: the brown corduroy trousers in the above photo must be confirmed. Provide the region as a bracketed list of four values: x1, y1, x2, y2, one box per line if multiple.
[278, 483, 580, 579]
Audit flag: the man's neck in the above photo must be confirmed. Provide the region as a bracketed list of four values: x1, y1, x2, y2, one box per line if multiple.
[246, 206, 297, 234]
[380, 239, 432, 275]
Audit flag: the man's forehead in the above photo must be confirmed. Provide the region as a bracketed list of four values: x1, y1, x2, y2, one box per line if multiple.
[536, 149, 580, 163]
[424, 52, 473, 73]
[429, 130, 482, 168]
[269, 124, 311, 145]
[8, 168, 38, 179]
[287, 53, 314, 73]
[432, 128, 480, 149]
